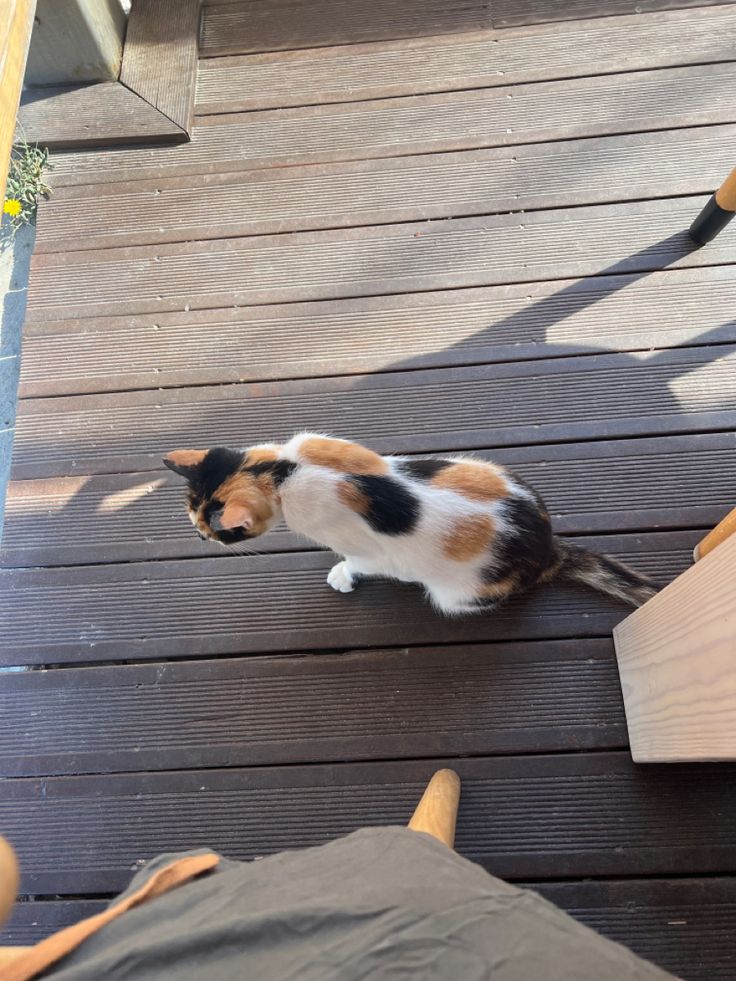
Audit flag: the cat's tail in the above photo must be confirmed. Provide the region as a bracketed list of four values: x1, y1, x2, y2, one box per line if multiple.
[548, 538, 658, 607]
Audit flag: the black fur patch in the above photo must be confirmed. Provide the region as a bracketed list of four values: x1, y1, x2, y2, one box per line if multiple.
[247, 459, 297, 487]
[483, 494, 554, 592]
[196, 448, 245, 498]
[348, 474, 420, 535]
[396, 458, 452, 481]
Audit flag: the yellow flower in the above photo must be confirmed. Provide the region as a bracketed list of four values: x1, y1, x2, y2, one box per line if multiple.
[4, 198, 22, 217]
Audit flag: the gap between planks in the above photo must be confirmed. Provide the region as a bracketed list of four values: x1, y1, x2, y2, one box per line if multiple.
[194, 6, 736, 114]
[32, 124, 736, 253]
[2, 434, 733, 568]
[46, 63, 736, 186]
[23, 195, 736, 320]
[0, 530, 703, 666]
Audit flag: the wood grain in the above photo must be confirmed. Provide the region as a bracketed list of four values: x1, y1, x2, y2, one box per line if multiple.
[614, 533, 736, 762]
[18, 266, 736, 396]
[24, 195, 734, 320]
[0, 640, 627, 776]
[11, 345, 736, 480]
[119, 0, 201, 135]
[491, 0, 727, 27]
[32, 125, 736, 253]
[200, 0, 490, 55]
[536, 877, 736, 981]
[0, 530, 696, 666]
[48, 63, 736, 185]
[17, 0, 202, 149]
[196, 7, 736, 113]
[24, 0, 126, 85]
[18, 82, 183, 149]
[4, 751, 736, 895]
[2, 434, 733, 568]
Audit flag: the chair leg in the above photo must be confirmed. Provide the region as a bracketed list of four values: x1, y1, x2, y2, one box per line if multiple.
[693, 505, 736, 562]
[408, 769, 461, 848]
[0, 836, 19, 927]
[689, 166, 736, 244]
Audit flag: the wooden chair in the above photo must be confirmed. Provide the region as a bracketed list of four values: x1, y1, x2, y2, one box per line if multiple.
[689, 166, 736, 244]
[0, 769, 461, 969]
[614, 507, 736, 762]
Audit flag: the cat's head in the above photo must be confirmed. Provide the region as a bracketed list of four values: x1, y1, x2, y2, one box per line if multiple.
[163, 445, 288, 545]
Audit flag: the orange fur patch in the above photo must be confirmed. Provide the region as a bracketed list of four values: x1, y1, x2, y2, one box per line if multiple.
[480, 573, 519, 601]
[165, 449, 208, 470]
[246, 447, 280, 466]
[431, 461, 509, 502]
[211, 472, 274, 533]
[337, 479, 370, 514]
[442, 515, 495, 561]
[300, 437, 388, 476]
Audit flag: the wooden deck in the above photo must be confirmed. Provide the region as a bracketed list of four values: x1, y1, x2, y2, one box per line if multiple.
[2, 2, 736, 977]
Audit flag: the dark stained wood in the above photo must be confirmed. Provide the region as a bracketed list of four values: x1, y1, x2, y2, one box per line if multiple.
[200, 0, 490, 56]
[18, 266, 736, 396]
[119, 0, 201, 135]
[17, 82, 183, 149]
[47, 63, 736, 186]
[4, 5, 736, 976]
[1, 900, 106, 946]
[33, 125, 736, 253]
[492, 0, 728, 28]
[2, 435, 732, 567]
[196, 7, 736, 113]
[25, 195, 736, 319]
[0, 530, 698, 666]
[11, 347, 736, 479]
[0, 639, 627, 776]
[535, 878, 736, 981]
[16, 0, 201, 148]
[4, 752, 736, 895]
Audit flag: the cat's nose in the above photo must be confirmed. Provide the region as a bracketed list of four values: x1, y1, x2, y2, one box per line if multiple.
[209, 508, 224, 532]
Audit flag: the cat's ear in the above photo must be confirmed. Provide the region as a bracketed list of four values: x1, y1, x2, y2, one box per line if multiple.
[218, 501, 254, 531]
[163, 449, 208, 479]
[217, 501, 253, 531]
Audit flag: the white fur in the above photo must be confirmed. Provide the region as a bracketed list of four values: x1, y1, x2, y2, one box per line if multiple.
[271, 433, 512, 615]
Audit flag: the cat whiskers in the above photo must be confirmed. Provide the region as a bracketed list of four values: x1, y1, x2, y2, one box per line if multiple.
[223, 539, 260, 558]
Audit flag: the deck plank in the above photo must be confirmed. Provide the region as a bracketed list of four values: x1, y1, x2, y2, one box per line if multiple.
[535, 878, 736, 981]
[0, 639, 626, 776]
[17, 82, 183, 149]
[0, 531, 698, 666]
[492, 0, 727, 28]
[195, 7, 736, 113]
[33, 126, 736, 252]
[47, 63, 736, 186]
[2, 435, 733, 567]
[200, 0, 490, 56]
[3, 751, 736, 894]
[1, 901, 107, 946]
[18, 266, 736, 396]
[11, 346, 736, 479]
[25, 196, 736, 319]
[119, 0, 202, 136]
[5, 2, 736, 973]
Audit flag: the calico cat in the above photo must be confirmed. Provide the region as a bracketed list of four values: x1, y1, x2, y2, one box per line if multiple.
[164, 433, 657, 616]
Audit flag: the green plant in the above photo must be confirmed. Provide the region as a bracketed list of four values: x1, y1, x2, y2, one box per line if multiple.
[3, 140, 52, 232]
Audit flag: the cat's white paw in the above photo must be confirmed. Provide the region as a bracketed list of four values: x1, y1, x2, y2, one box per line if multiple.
[327, 561, 355, 593]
